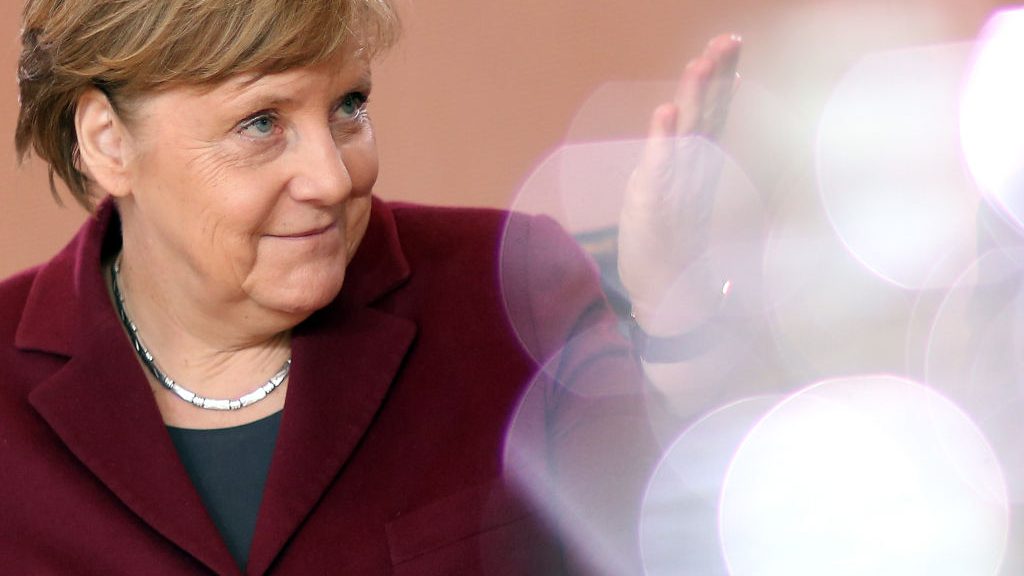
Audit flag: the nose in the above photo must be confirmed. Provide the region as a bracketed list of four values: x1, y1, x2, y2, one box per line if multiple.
[288, 127, 353, 206]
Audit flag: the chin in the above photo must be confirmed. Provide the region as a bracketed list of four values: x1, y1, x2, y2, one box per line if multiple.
[255, 267, 347, 319]
[277, 291, 340, 317]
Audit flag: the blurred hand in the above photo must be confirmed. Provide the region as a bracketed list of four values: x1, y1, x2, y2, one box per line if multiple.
[618, 33, 742, 336]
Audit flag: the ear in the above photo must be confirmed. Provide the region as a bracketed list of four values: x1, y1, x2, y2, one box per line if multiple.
[75, 88, 134, 198]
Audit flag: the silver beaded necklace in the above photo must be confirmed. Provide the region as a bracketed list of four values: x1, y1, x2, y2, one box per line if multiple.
[110, 258, 291, 411]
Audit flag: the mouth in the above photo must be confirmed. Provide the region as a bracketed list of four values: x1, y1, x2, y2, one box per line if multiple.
[269, 222, 338, 239]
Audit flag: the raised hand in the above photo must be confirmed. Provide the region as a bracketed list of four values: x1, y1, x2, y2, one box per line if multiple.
[618, 34, 742, 337]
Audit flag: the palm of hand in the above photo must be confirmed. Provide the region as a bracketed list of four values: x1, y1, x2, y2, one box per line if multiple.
[618, 34, 742, 334]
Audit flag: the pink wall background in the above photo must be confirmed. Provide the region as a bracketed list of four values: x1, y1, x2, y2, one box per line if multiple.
[0, 0, 1014, 278]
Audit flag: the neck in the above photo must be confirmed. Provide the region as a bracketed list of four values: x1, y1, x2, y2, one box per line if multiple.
[110, 253, 295, 427]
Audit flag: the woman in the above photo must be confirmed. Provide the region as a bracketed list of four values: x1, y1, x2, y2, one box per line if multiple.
[0, 0, 740, 573]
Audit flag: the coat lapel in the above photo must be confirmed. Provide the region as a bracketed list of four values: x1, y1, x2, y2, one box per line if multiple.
[246, 197, 416, 575]
[27, 320, 241, 575]
[18, 198, 415, 576]
[20, 203, 241, 575]
[246, 306, 415, 574]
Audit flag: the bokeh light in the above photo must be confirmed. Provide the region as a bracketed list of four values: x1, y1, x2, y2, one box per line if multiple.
[639, 396, 780, 575]
[497, 8, 1024, 575]
[816, 42, 979, 290]
[503, 336, 656, 575]
[961, 8, 1024, 232]
[762, 190, 917, 379]
[719, 375, 1008, 576]
[925, 248, 1024, 503]
[566, 81, 674, 144]
[500, 131, 767, 367]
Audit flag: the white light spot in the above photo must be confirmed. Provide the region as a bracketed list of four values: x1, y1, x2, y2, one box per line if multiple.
[719, 375, 1008, 576]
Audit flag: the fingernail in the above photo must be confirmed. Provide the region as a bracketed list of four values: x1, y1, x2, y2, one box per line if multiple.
[662, 107, 678, 134]
[731, 33, 743, 43]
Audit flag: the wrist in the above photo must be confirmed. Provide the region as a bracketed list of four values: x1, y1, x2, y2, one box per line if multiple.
[630, 277, 732, 363]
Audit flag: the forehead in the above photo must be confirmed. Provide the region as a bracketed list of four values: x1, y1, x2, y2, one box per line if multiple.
[219, 50, 373, 104]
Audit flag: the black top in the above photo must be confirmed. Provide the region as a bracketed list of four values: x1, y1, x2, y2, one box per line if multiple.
[167, 411, 282, 571]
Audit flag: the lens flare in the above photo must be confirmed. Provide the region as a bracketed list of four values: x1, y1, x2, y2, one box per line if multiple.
[567, 81, 675, 143]
[639, 396, 780, 575]
[817, 42, 979, 290]
[503, 335, 656, 575]
[763, 210, 914, 378]
[961, 8, 1024, 232]
[500, 135, 766, 366]
[926, 247, 1024, 506]
[719, 375, 1008, 576]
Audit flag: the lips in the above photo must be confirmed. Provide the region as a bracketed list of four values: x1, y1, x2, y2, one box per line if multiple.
[270, 222, 337, 239]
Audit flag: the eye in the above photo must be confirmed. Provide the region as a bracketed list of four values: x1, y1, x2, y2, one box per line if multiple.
[238, 112, 279, 138]
[336, 92, 368, 119]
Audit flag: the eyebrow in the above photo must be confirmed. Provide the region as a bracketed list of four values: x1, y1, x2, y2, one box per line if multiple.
[224, 70, 373, 110]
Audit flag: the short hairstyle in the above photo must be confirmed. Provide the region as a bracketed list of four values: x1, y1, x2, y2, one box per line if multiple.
[16, 0, 400, 211]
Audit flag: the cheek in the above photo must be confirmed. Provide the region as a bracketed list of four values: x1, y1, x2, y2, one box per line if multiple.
[129, 153, 225, 255]
[148, 148, 263, 230]
[194, 181, 270, 249]
[345, 195, 373, 258]
[184, 170, 281, 283]
[343, 131, 379, 197]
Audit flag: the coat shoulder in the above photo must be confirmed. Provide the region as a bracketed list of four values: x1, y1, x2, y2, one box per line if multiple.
[384, 201, 589, 269]
[387, 202, 514, 245]
[0, 266, 40, 349]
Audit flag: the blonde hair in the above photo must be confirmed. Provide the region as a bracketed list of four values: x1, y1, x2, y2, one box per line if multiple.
[16, 0, 400, 211]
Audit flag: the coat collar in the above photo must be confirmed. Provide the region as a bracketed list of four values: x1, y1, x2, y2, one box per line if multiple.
[17, 197, 415, 575]
[15, 197, 411, 355]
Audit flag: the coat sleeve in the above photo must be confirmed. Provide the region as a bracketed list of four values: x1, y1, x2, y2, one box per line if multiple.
[500, 213, 661, 575]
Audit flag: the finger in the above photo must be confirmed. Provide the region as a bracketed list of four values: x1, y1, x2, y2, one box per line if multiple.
[697, 33, 742, 136]
[702, 35, 741, 128]
[645, 102, 678, 163]
[704, 33, 742, 84]
[674, 55, 713, 135]
[651, 101, 678, 138]
[630, 103, 679, 206]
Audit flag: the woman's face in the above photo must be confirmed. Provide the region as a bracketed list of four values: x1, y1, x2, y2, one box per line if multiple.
[116, 49, 378, 319]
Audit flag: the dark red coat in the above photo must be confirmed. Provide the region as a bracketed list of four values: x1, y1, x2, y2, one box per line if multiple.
[0, 198, 652, 575]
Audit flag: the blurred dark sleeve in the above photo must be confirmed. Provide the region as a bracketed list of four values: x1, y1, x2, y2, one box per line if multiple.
[502, 213, 661, 575]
